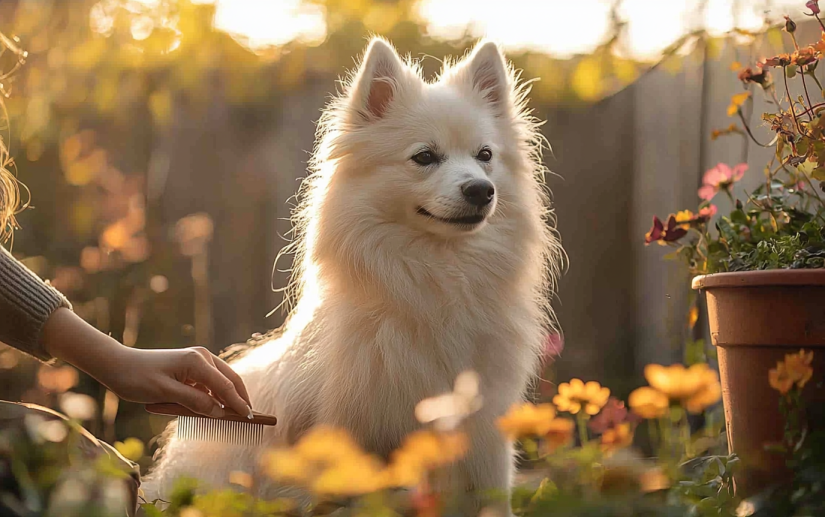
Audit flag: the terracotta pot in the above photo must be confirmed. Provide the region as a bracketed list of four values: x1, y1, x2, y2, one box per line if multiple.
[692, 270, 825, 497]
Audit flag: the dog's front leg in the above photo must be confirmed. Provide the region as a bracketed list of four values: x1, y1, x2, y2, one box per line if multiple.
[452, 417, 515, 517]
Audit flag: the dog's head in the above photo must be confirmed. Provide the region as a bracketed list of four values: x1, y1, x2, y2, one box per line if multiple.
[319, 37, 534, 239]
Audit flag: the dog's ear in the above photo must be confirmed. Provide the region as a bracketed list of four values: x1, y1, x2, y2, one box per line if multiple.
[456, 40, 512, 116]
[348, 38, 405, 123]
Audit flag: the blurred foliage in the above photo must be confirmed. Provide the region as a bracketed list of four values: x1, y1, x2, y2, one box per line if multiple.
[5, 355, 823, 516]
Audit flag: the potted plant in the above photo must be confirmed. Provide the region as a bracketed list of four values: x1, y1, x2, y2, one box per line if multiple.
[644, 3, 825, 497]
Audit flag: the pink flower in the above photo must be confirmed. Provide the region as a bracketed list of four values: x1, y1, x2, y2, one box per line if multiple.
[698, 163, 747, 200]
[807, 0, 820, 15]
[698, 204, 718, 219]
[588, 397, 640, 434]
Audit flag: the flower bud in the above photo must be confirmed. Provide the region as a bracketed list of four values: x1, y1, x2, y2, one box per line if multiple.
[735, 199, 743, 210]
[785, 16, 797, 33]
[807, 1, 820, 15]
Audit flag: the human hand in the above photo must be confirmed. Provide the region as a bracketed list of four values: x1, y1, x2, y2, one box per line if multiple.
[42, 308, 251, 419]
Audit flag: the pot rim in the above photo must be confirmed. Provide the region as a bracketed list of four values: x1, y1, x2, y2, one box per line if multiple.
[692, 269, 825, 290]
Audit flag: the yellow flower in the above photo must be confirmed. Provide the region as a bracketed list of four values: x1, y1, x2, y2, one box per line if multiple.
[644, 363, 721, 414]
[674, 210, 695, 229]
[311, 454, 388, 496]
[727, 91, 751, 116]
[388, 430, 468, 487]
[263, 426, 391, 496]
[496, 403, 557, 440]
[784, 349, 814, 388]
[553, 379, 611, 415]
[293, 426, 365, 463]
[684, 378, 722, 414]
[687, 306, 699, 329]
[114, 437, 145, 462]
[628, 387, 669, 419]
[769, 362, 794, 395]
[544, 418, 575, 453]
[769, 349, 814, 395]
[600, 422, 633, 452]
[263, 449, 310, 483]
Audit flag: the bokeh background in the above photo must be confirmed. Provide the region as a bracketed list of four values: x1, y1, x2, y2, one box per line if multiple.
[0, 0, 816, 453]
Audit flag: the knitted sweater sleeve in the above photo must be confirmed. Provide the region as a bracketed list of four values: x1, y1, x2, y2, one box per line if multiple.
[0, 245, 72, 361]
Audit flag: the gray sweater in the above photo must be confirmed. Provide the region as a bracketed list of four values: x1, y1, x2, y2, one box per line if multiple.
[0, 245, 70, 361]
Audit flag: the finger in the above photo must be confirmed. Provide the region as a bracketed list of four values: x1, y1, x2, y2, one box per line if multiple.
[190, 348, 250, 407]
[163, 380, 225, 418]
[212, 355, 252, 407]
[188, 351, 229, 407]
[189, 382, 220, 401]
[184, 352, 251, 419]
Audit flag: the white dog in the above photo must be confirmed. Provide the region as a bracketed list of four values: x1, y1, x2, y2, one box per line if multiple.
[142, 37, 563, 515]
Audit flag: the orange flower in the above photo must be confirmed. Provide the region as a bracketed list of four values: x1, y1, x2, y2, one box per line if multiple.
[815, 31, 825, 53]
[644, 363, 721, 414]
[628, 387, 669, 419]
[791, 46, 819, 67]
[769, 362, 794, 395]
[727, 91, 751, 117]
[497, 403, 557, 440]
[769, 349, 814, 395]
[762, 53, 792, 67]
[388, 430, 468, 487]
[263, 426, 390, 496]
[544, 417, 575, 453]
[600, 422, 633, 452]
[553, 379, 611, 415]
[784, 349, 814, 388]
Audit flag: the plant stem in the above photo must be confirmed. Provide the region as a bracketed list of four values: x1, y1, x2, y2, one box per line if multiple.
[801, 71, 815, 121]
[816, 13, 825, 32]
[679, 408, 693, 459]
[736, 109, 772, 147]
[647, 418, 660, 453]
[784, 67, 803, 134]
[808, 72, 824, 97]
[576, 412, 589, 447]
[801, 173, 825, 221]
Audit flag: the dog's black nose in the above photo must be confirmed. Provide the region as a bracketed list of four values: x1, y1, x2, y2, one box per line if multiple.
[461, 180, 495, 207]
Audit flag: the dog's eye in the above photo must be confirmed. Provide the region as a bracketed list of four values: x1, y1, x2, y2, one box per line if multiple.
[412, 150, 436, 166]
[476, 148, 493, 162]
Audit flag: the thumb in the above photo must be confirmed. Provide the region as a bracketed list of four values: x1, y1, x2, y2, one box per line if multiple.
[163, 380, 226, 418]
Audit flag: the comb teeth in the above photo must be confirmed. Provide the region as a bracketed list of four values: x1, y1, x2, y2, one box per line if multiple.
[176, 416, 265, 445]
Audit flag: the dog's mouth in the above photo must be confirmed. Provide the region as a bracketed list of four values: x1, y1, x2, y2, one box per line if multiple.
[416, 207, 487, 226]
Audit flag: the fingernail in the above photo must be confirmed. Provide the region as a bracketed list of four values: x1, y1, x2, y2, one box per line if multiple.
[219, 402, 225, 409]
[210, 406, 225, 418]
[247, 405, 254, 420]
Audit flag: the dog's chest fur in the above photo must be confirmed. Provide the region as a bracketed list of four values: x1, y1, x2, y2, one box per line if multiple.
[254, 234, 544, 459]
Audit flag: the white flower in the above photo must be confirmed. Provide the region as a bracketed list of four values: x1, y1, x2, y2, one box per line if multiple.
[415, 370, 483, 431]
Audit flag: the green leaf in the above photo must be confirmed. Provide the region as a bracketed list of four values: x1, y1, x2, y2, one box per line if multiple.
[139, 503, 165, 517]
[730, 209, 749, 226]
[530, 477, 558, 504]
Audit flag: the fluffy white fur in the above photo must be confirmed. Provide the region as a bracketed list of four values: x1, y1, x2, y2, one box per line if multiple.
[142, 37, 563, 514]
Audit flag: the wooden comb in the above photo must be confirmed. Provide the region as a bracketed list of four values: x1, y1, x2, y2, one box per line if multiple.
[146, 403, 277, 445]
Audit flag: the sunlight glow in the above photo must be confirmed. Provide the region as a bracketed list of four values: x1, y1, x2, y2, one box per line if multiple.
[418, 0, 806, 61]
[132, 0, 810, 59]
[207, 0, 326, 49]
[419, 0, 614, 58]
